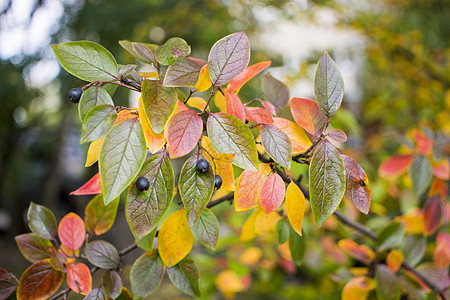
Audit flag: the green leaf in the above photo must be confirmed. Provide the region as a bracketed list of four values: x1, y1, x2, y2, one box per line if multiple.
[27, 202, 58, 240]
[276, 219, 290, 244]
[208, 31, 250, 86]
[141, 79, 178, 134]
[81, 105, 117, 143]
[410, 155, 433, 195]
[99, 118, 147, 205]
[136, 229, 157, 252]
[130, 251, 164, 299]
[15, 233, 55, 263]
[377, 222, 404, 251]
[85, 195, 119, 236]
[375, 264, 401, 300]
[84, 288, 107, 300]
[85, 240, 120, 269]
[119, 64, 137, 77]
[51, 41, 118, 82]
[402, 235, 426, 266]
[179, 154, 215, 225]
[126, 153, 174, 241]
[156, 37, 191, 65]
[309, 140, 346, 226]
[262, 73, 289, 111]
[289, 227, 306, 267]
[190, 208, 219, 250]
[79, 86, 114, 122]
[313, 51, 345, 117]
[102, 270, 122, 299]
[163, 57, 205, 87]
[261, 124, 292, 169]
[207, 112, 258, 171]
[167, 257, 200, 297]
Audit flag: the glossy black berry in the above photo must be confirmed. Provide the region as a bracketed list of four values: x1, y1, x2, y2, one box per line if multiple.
[214, 175, 222, 190]
[68, 88, 83, 103]
[136, 176, 150, 192]
[196, 158, 209, 174]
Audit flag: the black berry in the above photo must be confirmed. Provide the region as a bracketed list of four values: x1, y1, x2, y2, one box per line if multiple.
[196, 158, 210, 174]
[214, 175, 222, 190]
[136, 176, 150, 192]
[68, 88, 83, 103]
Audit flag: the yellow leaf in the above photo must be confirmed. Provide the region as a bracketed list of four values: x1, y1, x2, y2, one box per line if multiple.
[350, 267, 369, 277]
[386, 249, 403, 273]
[254, 209, 281, 235]
[239, 247, 262, 265]
[186, 97, 209, 111]
[215, 270, 244, 299]
[214, 89, 226, 112]
[115, 109, 138, 124]
[158, 209, 194, 267]
[194, 64, 212, 92]
[138, 71, 159, 79]
[85, 137, 104, 167]
[138, 96, 166, 153]
[394, 208, 424, 234]
[342, 277, 376, 300]
[234, 163, 271, 211]
[240, 209, 259, 242]
[273, 117, 312, 154]
[286, 181, 306, 236]
[202, 136, 236, 191]
[277, 242, 292, 260]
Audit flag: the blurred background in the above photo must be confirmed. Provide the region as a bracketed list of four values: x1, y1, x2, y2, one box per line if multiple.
[0, 0, 448, 299]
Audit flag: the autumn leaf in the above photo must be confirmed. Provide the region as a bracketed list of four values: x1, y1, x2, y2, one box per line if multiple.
[194, 64, 212, 92]
[341, 277, 376, 300]
[240, 209, 259, 242]
[138, 96, 166, 154]
[70, 173, 101, 196]
[234, 163, 271, 211]
[341, 155, 371, 214]
[85, 138, 104, 167]
[244, 107, 274, 124]
[387, 249, 403, 273]
[260, 173, 285, 214]
[67, 262, 92, 295]
[167, 110, 203, 158]
[273, 117, 311, 153]
[225, 92, 246, 122]
[227, 61, 271, 94]
[289, 97, 328, 136]
[338, 239, 375, 264]
[379, 155, 414, 177]
[286, 181, 306, 236]
[58, 212, 86, 252]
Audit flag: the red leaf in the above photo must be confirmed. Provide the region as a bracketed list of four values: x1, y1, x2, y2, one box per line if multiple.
[70, 173, 102, 195]
[424, 196, 443, 235]
[412, 129, 433, 156]
[227, 61, 271, 94]
[17, 260, 64, 300]
[260, 173, 285, 214]
[328, 129, 347, 143]
[432, 159, 449, 180]
[167, 110, 203, 159]
[225, 92, 245, 122]
[379, 155, 414, 177]
[434, 233, 450, 269]
[341, 155, 371, 214]
[260, 99, 276, 116]
[289, 97, 328, 136]
[244, 107, 274, 124]
[58, 213, 86, 251]
[67, 262, 92, 295]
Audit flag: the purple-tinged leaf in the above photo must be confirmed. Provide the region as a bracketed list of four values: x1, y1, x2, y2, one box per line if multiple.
[262, 73, 289, 111]
[27, 202, 57, 240]
[85, 240, 119, 269]
[15, 233, 55, 263]
[328, 129, 347, 143]
[164, 57, 206, 87]
[375, 264, 401, 300]
[103, 270, 122, 299]
[410, 155, 433, 196]
[156, 38, 191, 65]
[130, 251, 164, 299]
[261, 124, 292, 169]
[341, 155, 371, 214]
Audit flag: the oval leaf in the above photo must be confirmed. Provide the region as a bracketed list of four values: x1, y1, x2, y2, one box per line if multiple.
[403, 235, 426, 266]
[85, 195, 119, 236]
[17, 260, 64, 300]
[99, 118, 147, 205]
[81, 105, 117, 143]
[289, 228, 306, 267]
[138, 96, 166, 154]
[163, 57, 205, 87]
[234, 163, 271, 211]
[179, 154, 214, 225]
[190, 208, 219, 250]
[158, 209, 195, 267]
[313, 51, 345, 117]
[51, 41, 118, 82]
[273, 117, 311, 153]
[167, 110, 203, 159]
[156, 37, 191, 65]
[79, 86, 114, 122]
[84, 288, 107, 300]
[126, 153, 174, 241]
[85, 240, 119, 269]
[245, 107, 274, 124]
[341, 277, 375, 300]
[27, 202, 57, 240]
[102, 270, 122, 299]
[286, 181, 306, 236]
[130, 251, 164, 299]
[67, 262, 92, 295]
[341, 155, 371, 214]
[208, 32, 250, 86]
[261, 124, 292, 169]
[227, 61, 272, 94]
[424, 195, 443, 235]
[225, 92, 246, 122]
[15, 233, 55, 263]
[207, 112, 258, 171]
[167, 257, 200, 297]
[289, 97, 328, 136]
[262, 73, 289, 111]
[260, 173, 286, 214]
[375, 264, 401, 300]
[58, 212, 86, 251]
[70, 173, 102, 196]
[328, 129, 347, 143]
[379, 154, 414, 177]
[309, 140, 346, 226]
[410, 155, 433, 196]
[377, 222, 405, 251]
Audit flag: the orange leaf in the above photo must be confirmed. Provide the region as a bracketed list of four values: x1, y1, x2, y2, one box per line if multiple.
[379, 154, 414, 177]
[244, 107, 274, 124]
[424, 196, 443, 235]
[58, 213, 86, 251]
[227, 61, 271, 94]
[67, 262, 92, 295]
[387, 249, 403, 273]
[225, 92, 245, 122]
[434, 233, 450, 269]
[215, 270, 244, 299]
[234, 163, 271, 211]
[195, 64, 212, 92]
[273, 117, 311, 153]
[412, 129, 433, 156]
[429, 178, 448, 199]
[342, 277, 376, 300]
[432, 159, 449, 180]
[260, 173, 285, 214]
[115, 109, 138, 124]
[260, 99, 277, 116]
[289, 97, 328, 136]
[286, 181, 306, 236]
[338, 239, 375, 264]
[239, 247, 263, 265]
[70, 173, 101, 196]
[138, 96, 166, 154]
[167, 110, 203, 159]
